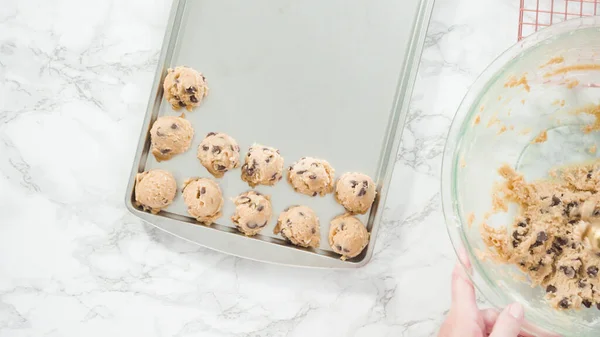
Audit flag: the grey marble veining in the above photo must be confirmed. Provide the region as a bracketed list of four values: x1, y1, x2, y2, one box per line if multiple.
[0, 0, 521, 336]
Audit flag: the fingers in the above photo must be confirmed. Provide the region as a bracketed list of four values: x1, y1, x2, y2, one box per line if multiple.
[450, 247, 478, 314]
[489, 302, 525, 337]
[481, 308, 500, 332]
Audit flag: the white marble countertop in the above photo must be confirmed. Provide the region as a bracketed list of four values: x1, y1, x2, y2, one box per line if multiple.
[0, 0, 521, 336]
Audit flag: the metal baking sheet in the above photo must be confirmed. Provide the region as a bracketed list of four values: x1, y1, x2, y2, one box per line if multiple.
[126, 0, 434, 268]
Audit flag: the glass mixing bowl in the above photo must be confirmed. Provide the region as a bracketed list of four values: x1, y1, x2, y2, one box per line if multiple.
[442, 17, 600, 336]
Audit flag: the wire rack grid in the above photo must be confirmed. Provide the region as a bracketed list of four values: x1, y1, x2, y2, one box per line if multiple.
[519, 0, 600, 40]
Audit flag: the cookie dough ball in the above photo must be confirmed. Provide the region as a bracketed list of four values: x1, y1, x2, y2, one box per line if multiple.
[335, 173, 377, 214]
[182, 178, 223, 225]
[197, 132, 241, 178]
[241, 144, 284, 187]
[150, 115, 194, 162]
[287, 157, 335, 197]
[274, 206, 320, 248]
[134, 169, 177, 214]
[329, 214, 370, 260]
[231, 191, 272, 236]
[163, 66, 209, 111]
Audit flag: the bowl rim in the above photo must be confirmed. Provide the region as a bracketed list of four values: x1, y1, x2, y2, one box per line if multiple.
[441, 16, 600, 333]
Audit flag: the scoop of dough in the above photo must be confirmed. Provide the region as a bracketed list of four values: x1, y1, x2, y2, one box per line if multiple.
[231, 191, 272, 236]
[329, 214, 370, 260]
[274, 205, 320, 248]
[150, 115, 194, 162]
[241, 144, 284, 187]
[163, 66, 209, 111]
[287, 157, 335, 197]
[134, 169, 177, 214]
[197, 132, 241, 178]
[182, 177, 223, 225]
[335, 172, 376, 214]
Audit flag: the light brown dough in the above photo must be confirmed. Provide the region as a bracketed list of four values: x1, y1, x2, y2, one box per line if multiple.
[274, 205, 320, 248]
[481, 163, 600, 310]
[150, 115, 194, 162]
[335, 172, 377, 214]
[182, 177, 223, 225]
[231, 191, 272, 236]
[287, 157, 335, 197]
[134, 169, 177, 214]
[197, 132, 240, 178]
[163, 66, 209, 111]
[329, 214, 370, 260]
[241, 144, 284, 187]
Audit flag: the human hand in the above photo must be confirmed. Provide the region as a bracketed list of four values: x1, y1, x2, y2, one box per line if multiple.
[437, 249, 526, 337]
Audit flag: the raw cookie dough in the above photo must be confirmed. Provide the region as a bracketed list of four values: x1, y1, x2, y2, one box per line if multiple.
[231, 191, 272, 236]
[335, 172, 377, 214]
[182, 177, 223, 225]
[134, 169, 177, 214]
[241, 144, 284, 187]
[274, 205, 320, 248]
[197, 132, 241, 178]
[150, 115, 194, 162]
[329, 214, 370, 260]
[163, 66, 209, 111]
[482, 163, 600, 310]
[287, 157, 335, 197]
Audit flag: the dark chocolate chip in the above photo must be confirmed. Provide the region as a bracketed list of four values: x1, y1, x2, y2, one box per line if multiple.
[265, 158, 270, 163]
[335, 244, 342, 251]
[156, 129, 165, 137]
[212, 146, 222, 154]
[556, 237, 568, 246]
[263, 147, 269, 151]
[579, 279, 587, 288]
[551, 195, 561, 206]
[257, 205, 264, 212]
[513, 240, 519, 248]
[560, 266, 576, 278]
[270, 173, 278, 181]
[572, 243, 577, 249]
[207, 132, 217, 137]
[594, 208, 600, 217]
[259, 221, 268, 228]
[238, 197, 251, 204]
[363, 181, 369, 187]
[343, 248, 351, 253]
[529, 265, 540, 272]
[568, 219, 578, 224]
[202, 145, 209, 151]
[216, 165, 227, 171]
[588, 170, 593, 179]
[358, 188, 367, 197]
[171, 123, 178, 129]
[311, 228, 316, 234]
[297, 170, 307, 175]
[288, 166, 293, 171]
[186, 86, 197, 94]
[299, 212, 304, 216]
[588, 266, 599, 277]
[286, 219, 291, 225]
[189, 95, 198, 103]
[537, 231, 548, 242]
[311, 162, 319, 167]
[559, 298, 570, 309]
[564, 201, 578, 216]
[309, 174, 317, 179]
[160, 148, 171, 154]
[247, 223, 258, 229]
[517, 221, 527, 227]
[350, 180, 358, 188]
[178, 101, 186, 107]
[546, 285, 557, 293]
[200, 187, 206, 195]
[512, 231, 520, 240]
[583, 299, 593, 308]
[312, 192, 317, 197]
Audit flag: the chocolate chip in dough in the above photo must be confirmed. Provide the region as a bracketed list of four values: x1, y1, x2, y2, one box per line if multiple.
[560, 266, 576, 278]
[160, 148, 171, 154]
[350, 180, 358, 188]
[296, 170, 307, 175]
[551, 195, 561, 206]
[312, 192, 317, 196]
[207, 132, 216, 137]
[170, 123, 178, 129]
[189, 95, 198, 103]
[517, 221, 527, 227]
[335, 244, 342, 251]
[546, 285, 557, 293]
[212, 146, 222, 154]
[216, 165, 227, 171]
[512, 240, 520, 248]
[309, 174, 317, 179]
[186, 86, 196, 94]
[559, 298, 570, 309]
[588, 266, 599, 277]
[583, 299, 593, 308]
[178, 101, 186, 107]
[358, 188, 367, 197]
[247, 223, 258, 229]
[202, 145, 209, 151]
[311, 228, 316, 234]
[270, 173, 278, 181]
[257, 205, 264, 212]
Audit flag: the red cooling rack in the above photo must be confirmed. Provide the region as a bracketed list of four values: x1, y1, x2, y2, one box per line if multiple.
[519, 0, 600, 40]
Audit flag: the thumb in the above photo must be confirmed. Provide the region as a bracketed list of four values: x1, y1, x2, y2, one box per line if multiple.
[489, 302, 525, 337]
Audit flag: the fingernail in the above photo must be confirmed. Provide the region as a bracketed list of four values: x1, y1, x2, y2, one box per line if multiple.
[508, 302, 524, 319]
